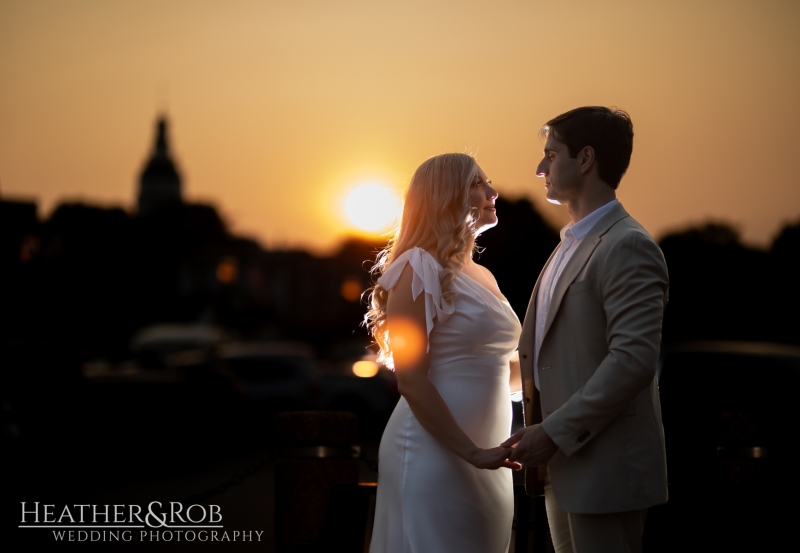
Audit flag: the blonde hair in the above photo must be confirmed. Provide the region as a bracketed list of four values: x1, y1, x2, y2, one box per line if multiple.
[364, 153, 480, 367]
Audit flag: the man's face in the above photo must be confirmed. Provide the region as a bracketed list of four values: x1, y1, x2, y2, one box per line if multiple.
[535, 132, 582, 206]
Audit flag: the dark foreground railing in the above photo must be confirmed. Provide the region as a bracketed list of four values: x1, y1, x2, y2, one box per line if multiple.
[274, 410, 554, 553]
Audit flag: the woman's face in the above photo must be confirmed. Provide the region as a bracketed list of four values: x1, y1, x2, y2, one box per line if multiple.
[468, 166, 499, 233]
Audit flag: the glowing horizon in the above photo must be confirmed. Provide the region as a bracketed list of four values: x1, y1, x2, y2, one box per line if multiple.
[1, 0, 798, 253]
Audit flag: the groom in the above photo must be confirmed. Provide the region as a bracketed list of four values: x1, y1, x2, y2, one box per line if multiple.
[503, 106, 669, 553]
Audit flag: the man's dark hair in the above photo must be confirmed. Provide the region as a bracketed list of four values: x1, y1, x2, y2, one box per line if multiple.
[540, 106, 633, 189]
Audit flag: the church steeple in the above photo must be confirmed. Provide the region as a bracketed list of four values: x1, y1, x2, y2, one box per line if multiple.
[154, 119, 169, 156]
[137, 116, 182, 216]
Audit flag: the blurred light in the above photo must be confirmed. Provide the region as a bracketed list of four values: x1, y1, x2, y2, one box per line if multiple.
[343, 183, 401, 233]
[352, 360, 379, 378]
[216, 256, 238, 284]
[19, 235, 39, 264]
[340, 276, 363, 302]
[388, 316, 426, 367]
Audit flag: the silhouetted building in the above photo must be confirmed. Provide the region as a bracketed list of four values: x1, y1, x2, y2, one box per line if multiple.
[137, 116, 182, 216]
[0, 198, 38, 269]
[0, 197, 39, 349]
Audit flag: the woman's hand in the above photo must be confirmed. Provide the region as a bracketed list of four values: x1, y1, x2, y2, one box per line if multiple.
[501, 424, 558, 467]
[466, 447, 522, 470]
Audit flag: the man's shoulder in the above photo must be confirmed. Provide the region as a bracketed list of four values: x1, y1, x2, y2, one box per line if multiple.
[598, 214, 668, 278]
[603, 211, 656, 244]
[594, 210, 665, 266]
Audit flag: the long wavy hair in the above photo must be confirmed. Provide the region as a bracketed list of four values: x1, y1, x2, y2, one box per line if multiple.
[364, 153, 480, 367]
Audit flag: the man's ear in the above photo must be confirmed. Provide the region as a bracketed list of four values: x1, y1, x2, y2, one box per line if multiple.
[578, 146, 595, 175]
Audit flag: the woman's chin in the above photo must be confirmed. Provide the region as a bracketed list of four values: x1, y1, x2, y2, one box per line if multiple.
[476, 218, 499, 234]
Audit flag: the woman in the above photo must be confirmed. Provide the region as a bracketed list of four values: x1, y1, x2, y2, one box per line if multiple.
[365, 153, 522, 552]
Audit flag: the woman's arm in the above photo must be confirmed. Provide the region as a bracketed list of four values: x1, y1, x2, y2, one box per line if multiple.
[387, 264, 519, 470]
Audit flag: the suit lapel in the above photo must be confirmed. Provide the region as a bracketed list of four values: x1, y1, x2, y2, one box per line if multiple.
[542, 235, 601, 338]
[541, 203, 630, 339]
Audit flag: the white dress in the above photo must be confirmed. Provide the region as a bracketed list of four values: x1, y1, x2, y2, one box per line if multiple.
[369, 247, 522, 553]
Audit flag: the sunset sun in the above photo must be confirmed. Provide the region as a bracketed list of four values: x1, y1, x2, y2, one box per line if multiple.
[343, 183, 402, 234]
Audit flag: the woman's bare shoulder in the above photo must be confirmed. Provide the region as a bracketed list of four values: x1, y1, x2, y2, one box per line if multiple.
[474, 262, 499, 283]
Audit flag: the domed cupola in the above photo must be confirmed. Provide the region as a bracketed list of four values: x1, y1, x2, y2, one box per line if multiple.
[137, 116, 183, 216]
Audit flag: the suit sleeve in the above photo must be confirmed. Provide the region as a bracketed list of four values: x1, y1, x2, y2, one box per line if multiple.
[541, 230, 668, 457]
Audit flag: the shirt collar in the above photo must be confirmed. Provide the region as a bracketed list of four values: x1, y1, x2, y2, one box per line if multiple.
[561, 199, 619, 241]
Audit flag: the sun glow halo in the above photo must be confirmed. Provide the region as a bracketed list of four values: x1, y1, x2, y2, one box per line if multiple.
[343, 183, 401, 234]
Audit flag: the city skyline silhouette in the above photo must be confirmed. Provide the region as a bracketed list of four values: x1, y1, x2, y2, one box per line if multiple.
[2, 0, 798, 253]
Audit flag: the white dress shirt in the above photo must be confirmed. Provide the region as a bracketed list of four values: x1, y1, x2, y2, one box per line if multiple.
[533, 199, 618, 389]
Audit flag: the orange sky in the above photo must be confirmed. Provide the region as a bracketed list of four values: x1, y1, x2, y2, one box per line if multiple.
[1, 0, 798, 253]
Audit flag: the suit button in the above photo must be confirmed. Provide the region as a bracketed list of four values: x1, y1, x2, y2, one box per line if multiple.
[524, 397, 531, 403]
[521, 354, 528, 359]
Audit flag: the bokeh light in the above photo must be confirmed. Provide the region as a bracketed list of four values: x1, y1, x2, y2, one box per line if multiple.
[352, 360, 380, 378]
[340, 275, 364, 302]
[216, 256, 238, 284]
[388, 315, 426, 368]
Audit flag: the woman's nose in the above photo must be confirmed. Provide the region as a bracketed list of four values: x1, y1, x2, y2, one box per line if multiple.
[487, 185, 498, 199]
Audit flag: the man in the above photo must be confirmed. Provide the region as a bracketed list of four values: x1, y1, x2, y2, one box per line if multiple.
[502, 106, 669, 553]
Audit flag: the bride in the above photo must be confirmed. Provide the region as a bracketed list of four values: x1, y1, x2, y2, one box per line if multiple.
[365, 153, 522, 552]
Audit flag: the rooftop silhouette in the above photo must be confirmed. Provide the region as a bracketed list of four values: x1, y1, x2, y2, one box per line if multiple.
[138, 116, 182, 216]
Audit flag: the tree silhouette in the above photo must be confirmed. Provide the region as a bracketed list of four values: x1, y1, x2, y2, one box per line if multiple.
[659, 223, 772, 344]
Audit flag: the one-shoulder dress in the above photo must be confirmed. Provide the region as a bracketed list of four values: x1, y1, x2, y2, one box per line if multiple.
[369, 247, 522, 553]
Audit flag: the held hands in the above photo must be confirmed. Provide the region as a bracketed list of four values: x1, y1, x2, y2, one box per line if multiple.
[466, 447, 522, 471]
[501, 424, 558, 467]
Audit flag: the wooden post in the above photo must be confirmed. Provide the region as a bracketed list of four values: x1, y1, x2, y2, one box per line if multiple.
[274, 411, 360, 552]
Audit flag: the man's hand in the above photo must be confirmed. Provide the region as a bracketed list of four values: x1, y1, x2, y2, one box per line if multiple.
[501, 424, 558, 467]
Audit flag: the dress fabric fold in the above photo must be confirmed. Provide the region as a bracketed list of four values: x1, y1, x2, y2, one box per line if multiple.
[377, 247, 455, 352]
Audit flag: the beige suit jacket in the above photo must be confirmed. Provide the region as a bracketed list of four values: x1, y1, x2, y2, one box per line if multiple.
[519, 202, 669, 513]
